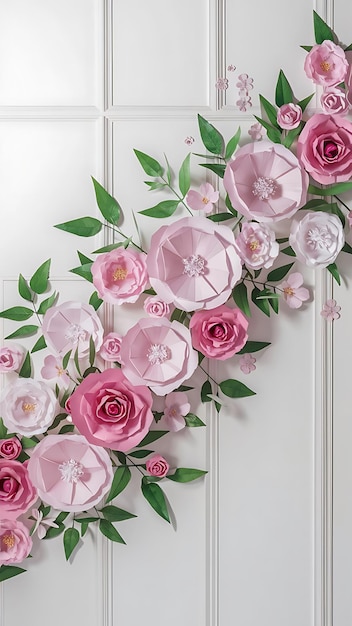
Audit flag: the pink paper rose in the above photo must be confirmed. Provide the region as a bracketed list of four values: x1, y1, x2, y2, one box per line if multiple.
[304, 40, 348, 87]
[289, 211, 344, 268]
[69, 368, 154, 451]
[120, 317, 198, 396]
[143, 296, 171, 318]
[146, 454, 169, 478]
[277, 103, 302, 129]
[91, 248, 148, 305]
[297, 113, 352, 184]
[161, 392, 190, 432]
[234, 222, 279, 270]
[189, 305, 248, 360]
[27, 434, 113, 513]
[0, 519, 32, 565]
[0, 345, 24, 373]
[42, 301, 104, 358]
[98, 332, 123, 363]
[146, 216, 242, 312]
[186, 183, 219, 214]
[0, 459, 37, 519]
[223, 141, 308, 222]
[0, 438, 22, 460]
[321, 87, 349, 115]
[1, 378, 57, 436]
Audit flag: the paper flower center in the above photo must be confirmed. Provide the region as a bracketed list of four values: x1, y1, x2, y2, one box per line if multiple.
[55, 365, 65, 376]
[183, 254, 205, 277]
[22, 402, 36, 412]
[65, 324, 87, 344]
[113, 267, 128, 281]
[147, 343, 170, 365]
[252, 176, 277, 200]
[202, 196, 209, 204]
[306, 226, 333, 250]
[1, 533, 15, 549]
[284, 287, 294, 296]
[320, 60, 331, 72]
[248, 239, 260, 251]
[58, 459, 84, 483]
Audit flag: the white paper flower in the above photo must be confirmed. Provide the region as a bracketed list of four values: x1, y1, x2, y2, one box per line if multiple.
[1, 379, 57, 436]
[289, 211, 345, 268]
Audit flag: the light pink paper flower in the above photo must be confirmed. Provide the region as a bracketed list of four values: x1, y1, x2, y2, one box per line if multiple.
[1, 378, 57, 436]
[184, 136, 195, 145]
[27, 434, 113, 513]
[248, 123, 263, 141]
[236, 96, 252, 111]
[143, 296, 171, 318]
[239, 354, 256, 374]
[223, 141, 308, 222]
[146, 455, 169, 478]
[278, 272, 310, 309]
[321, 87, 349, 115]
[0, 519, 32, 565]
[120, 317, 198, 396]
[234, 222, 279, 270]
[227, 64, 236, 72]
[98, 332, 123, 363]
[0, 345, 24, 373]
[186, 183, 219, 214]
[190, 305, 248, 360]
[69, 368, 154, 451]
[41, 355, 70, 386]
[215, 77, 228, 90]
[146, 216, 242, 312]
[160, 392, 190, 432]
[0, 459, 37, 519]
[0, 438, 22, 460]
[42, 301, 104, 358]
[321, 299, 341, 321]
[304, 40, 348, 87]
[289, 211, 344, 268]
[91, 248, 148, 305]
[297, 113, 352, 185]
[236, 73, 254, 92]
[30, 508, 59, 539]
[277, 103, 302, 130]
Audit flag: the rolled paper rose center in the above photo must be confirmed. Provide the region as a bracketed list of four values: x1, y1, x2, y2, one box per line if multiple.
[1, 478, 16, 493]
[182, 254, 205, 277]
[113, 267, 128, 281]
[306, 226, 333, 250]
[210, 323, 226, 339]
[252, 176, 277, 200]
[323, 140, 338, 159]
[320, 60, 331, 72]
[147, 343, 170, 365]
[58, 459, 84, 483]
[1, 533, 15, 549]
[64, 323, 87, 344]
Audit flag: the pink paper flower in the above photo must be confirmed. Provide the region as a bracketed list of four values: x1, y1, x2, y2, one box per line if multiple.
[42, 301, 104, 358]
[236, 95, 252, 111]
[321, 299, 341, 321]
[320, 87, 349, 115]
[215, 77, 228, 90]
[227, 64, 236, 72]
[161, 392, 190, 432]
[236, 73, 254, 92]
[0, 438, 22, 460]
[304, 40, 348, 87]
[98, 332, 123, 363]
[190, 305, 248, 360]
[277, 103, 302, 130]
[0, 519, 32, 565]
[0, 345, 24, 373]
[278, 272, 310, 309]
[143, 296, 171, 318]
[30, 508, 59, 539]
[234, 222, 279, 270]
[120, 317, 198, 396]
[297, 113, 352, 185]
[248, 123, 263, 141]
[69, 368, 154, 451]
[0, 459, 37, 519]
[27, 434, 113, 513]
[289, 211, 344, 268]
[41, 354, 70, 386]
[184, 136, 195, 145]
[1, 378, 57, 436]
[186, 183, 219, 214]
[91, 248, 148, 305]
[223, 141, 308, 222]
[146, 455, 169, 478]
[239, 354, 256, 374]
[146, 216, 242, 312]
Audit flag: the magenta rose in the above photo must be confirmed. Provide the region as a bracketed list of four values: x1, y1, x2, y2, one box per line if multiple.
[146, 455, 169, 478]
[99, 332, 123, 363]
[42, 301, 104, 357]
[0, 438, 22, 460]
[91, 248, 148, 305]
[143, 296, 171, 318]
[189, 305, 249, 360]
[297, 113, 352, 184]
[0, 345, 24, 373]
[304, 40, 348, 87]
[321, 87, 349, 115]
[69, 368, 154, 451]
[0, 519, 32, 565]
[0, 459, 37, 519]
[277, 103, 302, 129]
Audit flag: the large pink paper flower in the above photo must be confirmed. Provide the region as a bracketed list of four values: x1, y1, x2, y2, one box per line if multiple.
[189, 305, 248, 360]
[297, 113, 352, 184]
[289, 211, 344, 268]
[304, 40, 348, 87]
[234, 222, 279, 270]
[42, 301, 104, 358]
[0, 519, 32, 565]
[91, 248, 148, 305]
[0, 460, 37, 519]
[146, 216, 242, 311]
[69, 368, 154, 451]
[27, 435, 113, 513]
[223, 141, 308, 222]
[1, 378, 57, 436]
[120, 318, 198, 395]
[0, 345, 24, 373]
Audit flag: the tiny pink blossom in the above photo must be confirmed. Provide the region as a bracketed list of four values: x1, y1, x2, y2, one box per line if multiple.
[248, 123, 263, 141]
[236, 73, 254, 92]
[216, 77, 228, 90]
[184, 136, 195, 145]
[41, 355, 70, 386]
[144, 296, 171, 318]
[236, 96, 252, 112]
[161, 391, 190, 432]
[30, 508, 59, 539]
[278, 272, 310, 309]
[227, 64, 236, 72]
[239, 354, 256, 374]
[186, 183, 219, 214]
[320, 299, 341, 321]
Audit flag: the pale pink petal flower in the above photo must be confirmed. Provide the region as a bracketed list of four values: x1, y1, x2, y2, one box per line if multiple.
[236, 96, 252, 111]
[236, 73, 254, 91]
[278, 272, 310, 309]
[184, 136, 195, 145]
[320, 299, 341, 321]
[227, 64, 236, 72]
[41, 354, 70, 386]
[160, 391, 190, 432]
[248, 123, 263, 141]
[215, 77, 229, 90]
[186, 183, 219, 213]
[31, 508, 59, 540]
[239, 354, 256, 374]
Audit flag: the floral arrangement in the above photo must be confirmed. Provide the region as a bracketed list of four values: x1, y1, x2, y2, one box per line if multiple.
[1, 11, 352, 582]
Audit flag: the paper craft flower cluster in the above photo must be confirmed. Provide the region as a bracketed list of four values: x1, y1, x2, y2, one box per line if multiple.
[0, 11, 350, 583]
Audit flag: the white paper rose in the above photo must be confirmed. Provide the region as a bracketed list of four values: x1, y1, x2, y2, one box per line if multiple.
[1, 379, 57, 436]
[289, 211, 345, 268]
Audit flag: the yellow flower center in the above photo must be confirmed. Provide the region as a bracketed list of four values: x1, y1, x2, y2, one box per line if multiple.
[2, 533, 15, 549]
[22, 402, 36, 412]
[249, 240, 260, 251]
[320, 61, 331, 72]
[284, 287, 294, 296]
[56, 366, 65, 377]
[202, 197, 209, 204]
[113, 267, 128, 281]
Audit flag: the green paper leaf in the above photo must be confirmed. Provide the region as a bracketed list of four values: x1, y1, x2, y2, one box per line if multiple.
[199, 163, 226, 178]
[93, 242, 125, 253]
[128, 449, 154, 458]
[92, 176, 121, 225]
[219, 379, 256, 398]
[144, 181, 167, 191]
[99, 519, 126, 544]
[89, 291, 103, 310]
[232, 282, 251, 317]
[70, 263, 93, 283]
[18, 274, 33, 302]
[100, 505, 137, 522]
[225, 127, 241, 160]
[251, 287, 270, 316]
[259, 94, 279, 128]
[141, 480, 170, 523]
[37, 291, 57, 315]
[308, 181, 352, 195]
[21, 436, 38, 449]
[58, 424, 75, 434]
[89, 335, 95, 367]
[0, 565, 26, 582]
[275, 70, 294, 107]
[54, 217, 102, 237]
[197, 114, 224, 155]
[184, 413, 206, 427]
[0, 306, 33, 321]
[178, 153, 191, 197]
[327, 262, 341, 285]
[225, 194, 238, 216]
[137, 431, 168, 447]
[29, 259, 51, 294]
[267, 262, 294, 282]
[105, 465, 131, 503]
[167, 468, 207, 483]
[139, 200, 179, 218]
[18, 351, 32, 378]
[283, 124, 302, 149]
[207, 212, 233, 222]
[342, 242, 352, 254]
[281, 246, 296, 256]
[134, 149, 164, 177]
[297, 93, 314, 112]
[201, 379, 212, 403]
[254, 116, 282, 143]
[237, 341, 271, 355]
[0, 418, 8, 439]
[5, 325, 38, 340]
[301, 45, 313, 52]
[63, 527, 80, 560]
[313, 10, 335, 44]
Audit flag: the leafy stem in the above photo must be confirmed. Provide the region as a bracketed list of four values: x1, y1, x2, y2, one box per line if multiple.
[160, 176, 193, 215]
[104, 224, 146, 253]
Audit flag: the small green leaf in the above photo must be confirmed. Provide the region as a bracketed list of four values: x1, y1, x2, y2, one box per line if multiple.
[100, 505, 137, 522]
[93, 242, 125, 253]
[259, 95, 279, 128]
[92, 176, 121, 225]
[99, 519, 126, 544]
[178, 153, 191, 197]
[70, 263, 93, 283]
[134, 149, 164, 177]
[197, 114, 224, 155]
[207, 212, 233, 222]
[308, 181, 352, 195]
[251, 287, 270, 317]
[63, 527, 80, 560]
[0, 418, 8, 439]
[267, 263, 294, 282]
[327, 262, 341, 285]
[29, 259, 51, 294]
[225, 194, 238, 216]
[313, 10, 335, 44]
[18, 351, 32, 378]
[281, 246, 296, 257]
[184, 413, 206, 427]
[0, 306, 33, 321]
[37, 292, 57, 315]
[62, 350, 72, 370]
[275, 69, 294, 107]
[21, 436, 38, 449]
[139, 200, 179, 218]
[77, 251, 92, 265]
[201, 380, 212, 403]
[342, 242, 352, 254]
[219, 379, 256, 398]
[58, 424, 75, 434]
[89, 335, 95, 367]
[75, 517, 99, 524]
[199, 163, 226, 178]
[237, 341, 271, 355]
[232, 282, 251, 317]
[167, 468, 207, 483]
[141, 479, 170, 522]
[137, 431, 168, 447]
[283, 124, 302, 149]
[0, 565, 27, 582]
[225, 127, 241, 160]
[145, 181, 167, 191]
[105, 465, 131, 503]
[89, 291, 103, 310]
[128, 449, 154, 458]
[253, 116, 282, 143]
[5, 325, 38, 339]
[54, 217, 102, 237]
[18, 274, 33, 302]
[297, 93, 314, 112]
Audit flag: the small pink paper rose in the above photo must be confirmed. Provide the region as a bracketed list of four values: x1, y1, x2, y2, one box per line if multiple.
[190, 305, 248, 360]
[0, 345, 24, 373]
[304, 40, 348, 87]
[91, 248, 148, 305]
[0, 519, 32, 565]
[42, 301, 104, 358]
[278, 272, 310, 309]
[186, 183, 219, 214]
[321, 299, 341, 321]
[98, 332, 123, 363]
[239, 354, 256, 374]
[1, 378, 57, 436]
[146, 455, 169, 478]
[289, 211, 344, 269]
[277, 103, 302, 129]
[41, 354, 70, 386]
[161, 392, 190, 432]
[0, 459, 37, 519]
[143, 296, 171, 318]
[234, 222, 279, 270]
[0, 438, 22, 460]
[321, 87, 349, 115]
